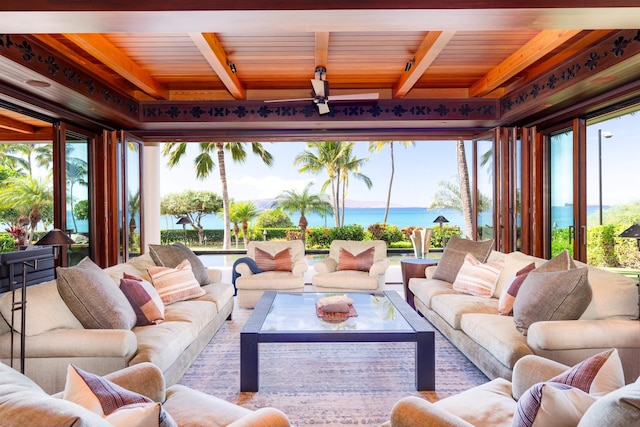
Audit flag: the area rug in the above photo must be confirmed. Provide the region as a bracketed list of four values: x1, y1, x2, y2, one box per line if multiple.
[179, 304, 489, 426]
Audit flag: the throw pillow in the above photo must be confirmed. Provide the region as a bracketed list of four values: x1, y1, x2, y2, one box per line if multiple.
[63, 364, 176, 427]
[254, 247, 293, 272]
[549, 348, 625, 397]
[148, 243, 211, 286]
[56, 257, 137, 330]
[337, 246, 375, 272]
[512, 382, 596, 427]
[148, 259, 205, 305]
[578, 376, 640, 426]
[512, 251, 592, 335]
[498, 262, 536, 315]
[432, 235, 494, 283]
[120, 274, 165, 326]
[452, 253, 504, 298]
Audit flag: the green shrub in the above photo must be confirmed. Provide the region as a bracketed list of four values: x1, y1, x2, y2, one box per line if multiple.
[368, 223, 404, 244]
[0, 232, 16, 252]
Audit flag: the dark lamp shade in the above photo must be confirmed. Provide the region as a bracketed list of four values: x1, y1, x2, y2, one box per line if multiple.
[176, 216, 191, 225]
[619, 223, 640, 238]
[35, 229, 75, 246]
[433, 215, 449, 224]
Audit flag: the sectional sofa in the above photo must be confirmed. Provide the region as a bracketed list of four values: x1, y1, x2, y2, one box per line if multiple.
[0, 246, 234, 394]
[408, 240, 640, 384]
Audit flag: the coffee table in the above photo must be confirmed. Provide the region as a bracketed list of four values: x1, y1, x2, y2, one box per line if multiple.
[240, 290, 435, 392]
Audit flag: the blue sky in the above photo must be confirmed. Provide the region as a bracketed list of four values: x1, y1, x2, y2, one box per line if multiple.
[158, 113, 639, 208]
[158, 141, 465, 207]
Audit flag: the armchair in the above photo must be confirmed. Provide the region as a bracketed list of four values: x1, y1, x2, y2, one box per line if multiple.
[234, 240, 308, 308]
[311, 240, 389, 292]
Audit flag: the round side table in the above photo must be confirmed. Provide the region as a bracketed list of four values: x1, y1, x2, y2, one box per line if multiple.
[401, 258, 438, 310]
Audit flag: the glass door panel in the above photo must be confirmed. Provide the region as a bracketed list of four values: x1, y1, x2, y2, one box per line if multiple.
[125, 138, 142, 258]
[549, 130, 574, 257]
[475, 139, 494, 241]
[65, 132, 91, 266]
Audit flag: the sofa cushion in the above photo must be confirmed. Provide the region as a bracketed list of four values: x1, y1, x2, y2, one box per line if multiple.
[433, 236, 494, 283]
[576, 262, 639, 321]
[0, 280, 83, 336]
[549, 348, 625, 397]
[452, 253, 503, 298]
[498, 262, 536, 316]
[57, 257, 137, 330]
[103, 262, 149, 285]
[255, 247, 292, 272]
[63, 364, 176, 426]
[0, 361, 110, 426]
[120, 275, 165, 326]
[337, 246, 375, 272]
[149, 243, 211, 285]
[513, 266, 591, 335]
[431, 293, 498, 330]
[408, 278, 458, 309]
[578, 376, 640, 426]
[460, 313, 532, 369]
[148, 259, 206, 305]
[512, 382, 596, 427]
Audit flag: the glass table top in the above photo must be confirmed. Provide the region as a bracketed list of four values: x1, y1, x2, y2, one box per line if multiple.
[260, 292, 413, 332]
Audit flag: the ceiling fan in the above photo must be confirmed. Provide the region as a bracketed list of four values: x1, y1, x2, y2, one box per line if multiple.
[264, 66, 379, 115]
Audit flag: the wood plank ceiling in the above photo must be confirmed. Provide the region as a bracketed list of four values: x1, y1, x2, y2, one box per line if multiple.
[1, 2, 639, 141]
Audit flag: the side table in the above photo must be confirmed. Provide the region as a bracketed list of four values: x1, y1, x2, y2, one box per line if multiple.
[401, 258, 438, 310]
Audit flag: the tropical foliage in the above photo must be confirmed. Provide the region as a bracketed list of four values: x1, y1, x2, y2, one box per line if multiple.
[229, 201, 261, 247]
[162, 142, 273, 250]
[160, 190, 223, 245]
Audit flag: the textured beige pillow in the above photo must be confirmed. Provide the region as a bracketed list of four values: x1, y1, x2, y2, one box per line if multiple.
[513, 254, 592, 335]
[578, 376, 640, 426]
[148, 259, 205, 305]
[149, 243, 211, 285]
[57, 257, 137, 330]
[432, 235, 494, 283]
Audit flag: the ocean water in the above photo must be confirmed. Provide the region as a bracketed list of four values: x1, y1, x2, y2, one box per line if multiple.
[161, 205, 602, 232]
[162, 207, 486, 232]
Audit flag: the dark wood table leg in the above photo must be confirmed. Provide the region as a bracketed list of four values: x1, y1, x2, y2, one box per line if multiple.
[240, 331, 259, 392]
[416, 329, 435, 391]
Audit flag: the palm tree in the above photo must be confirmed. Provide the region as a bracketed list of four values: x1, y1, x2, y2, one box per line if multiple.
[230, 201, 260, 247]
[0, 144, 51, 176]
[368, 140, 415, 225]
[456, 139, 474, 239]
[228, 203, 242, 249]
[0, 175, 53, 243]
[66, 157, 88, 233]
[336, 143, 371, 226]
[162, 142, 273, 249]
[295, 141, 344, 226]
[271, 183, 333, 245]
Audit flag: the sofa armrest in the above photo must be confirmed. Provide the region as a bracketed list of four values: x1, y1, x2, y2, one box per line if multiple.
[511, 355, 569, 400]
[103, 362, 166, 403]
[369, 259, 390, 276]
[292, 259, 309, 276]
[425, 265, 438, 279]
[227, 407, 291, 427]
[235, 262, 254, 277]
[527, 319, 640, 351]
[314, 258, 337, 274]
[23, 329, 137, 357]
[206, 267, 222, 283]
[389, 396, 474, 427]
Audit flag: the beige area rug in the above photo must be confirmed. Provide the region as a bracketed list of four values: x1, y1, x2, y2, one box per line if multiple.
[179, 302, 489, 426]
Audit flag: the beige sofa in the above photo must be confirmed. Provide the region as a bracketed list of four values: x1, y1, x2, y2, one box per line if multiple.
[0, 360, 290, 426]
[409, 249, 640, 384]
[234, 240, 308, 308]
[0, 252, 234, 393]
[312, 239, 390, 292]
[385, 350, 640, 427]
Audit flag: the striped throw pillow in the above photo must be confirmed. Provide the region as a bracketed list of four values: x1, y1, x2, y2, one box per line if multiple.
[337, 246, 375, 272]
[120, 274, 165, 326]
[254, 248, 292, 272]
[148, 259, 205, 305]
[452, 252, 504, 298]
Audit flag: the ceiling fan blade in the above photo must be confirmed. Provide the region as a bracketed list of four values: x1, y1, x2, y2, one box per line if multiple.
[316, 101, 331, 115]
[327, 93, 379, 101]
[311, 79, 328, 98]
[264, 97, 313, 103]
